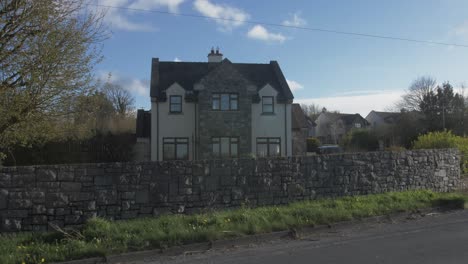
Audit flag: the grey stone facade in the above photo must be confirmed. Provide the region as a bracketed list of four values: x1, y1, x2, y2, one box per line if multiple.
[0, 149, 461, 232]
[196, 62, 257, 159]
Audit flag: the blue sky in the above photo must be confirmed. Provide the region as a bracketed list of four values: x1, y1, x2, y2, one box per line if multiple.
[92, 0, 468, 116]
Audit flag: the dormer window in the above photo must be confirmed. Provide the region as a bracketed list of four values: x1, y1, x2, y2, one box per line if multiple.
[169, 95, 182, 113]
[354, 123, 361, 128]
[262, 96, 274, 114]
[212, 93, 238, 111]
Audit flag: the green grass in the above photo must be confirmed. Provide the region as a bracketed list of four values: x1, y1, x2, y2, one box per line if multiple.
[1, 190, 467, 264]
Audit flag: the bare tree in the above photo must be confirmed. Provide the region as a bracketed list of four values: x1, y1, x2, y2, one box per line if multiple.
[397, 76, 437, 111]
[103, 82, 135, 116]
[301, 103, 322, 118]
[0, 0, 107, 153]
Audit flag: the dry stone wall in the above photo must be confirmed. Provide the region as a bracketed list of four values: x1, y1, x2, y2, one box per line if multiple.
[0, 149, 460, 232]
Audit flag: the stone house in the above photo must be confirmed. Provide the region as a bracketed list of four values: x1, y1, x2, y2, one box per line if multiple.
[313, 112, 369, 144]
[147, 49, 295, 161]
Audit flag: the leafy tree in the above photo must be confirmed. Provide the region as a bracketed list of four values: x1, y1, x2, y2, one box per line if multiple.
[419, 82, 465, 133]
[0, 0, 106, 158]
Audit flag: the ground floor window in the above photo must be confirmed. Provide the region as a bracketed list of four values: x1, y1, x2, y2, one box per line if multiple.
[212, 137, 238, 158]
[163, 138, 188, 160]
[256, 137, 281, 157]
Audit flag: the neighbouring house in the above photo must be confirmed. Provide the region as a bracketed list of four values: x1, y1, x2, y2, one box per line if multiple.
[313, 111, 369, 144]
[365, 110, 401, 129]
[148, 48, 295, 161]
[291, 104, 309, 156]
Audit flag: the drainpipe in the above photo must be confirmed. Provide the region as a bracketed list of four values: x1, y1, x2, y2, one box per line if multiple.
[156, 102, 159, 161]
[284, 103, 288, 157]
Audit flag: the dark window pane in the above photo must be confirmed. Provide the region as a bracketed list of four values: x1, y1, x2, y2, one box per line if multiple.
[212, 95, 219, 110]
[257, 144, 267, 157]
[221, 137, 229, 156]
[263, 97, 273, 104]
[170, 104, 181, 112]
[221, 94, 230, 110]
[231, 143, 238, 157]
[270, 138, 280, 143]
[212, 142, 220, 156]
[163, 144, 175, 160]
[164, 138, 175, 143]
[270, 143, 280, 156]
[257, 138, 267, 143]
[231, 98, 238, 110]
[231, 138, 238, 143]
[176, 144, 188, 160]
[170, 96, 181, 103]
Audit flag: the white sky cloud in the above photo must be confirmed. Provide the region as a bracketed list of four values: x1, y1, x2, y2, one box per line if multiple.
[129, 0, 186, 13]
[174, 57, 182, 62]
[453, 20, 468, 39]
[193, 0, 250, 31]
[95, 0, 185, 32]
[99, 71, 149, 97]
[247, 25, 286, 43]
[295, 90, 404, 117]
[286, 79, 304, 91]
[282, 12, 307, 27]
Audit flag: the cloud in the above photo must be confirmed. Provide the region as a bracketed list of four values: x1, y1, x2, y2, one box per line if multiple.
[286, 79, 304, 91]
[247, 25, 286, 43]
[295, 90, 404, 117]
[193, 0, 250, 31]
[453, 21, 468, 39]
[129, 0, 186, 13]
[174, 57, 182, 62]
[99, 72, 149, 97]
[282, 12, 307, 27]
[95, 0, 185, 32]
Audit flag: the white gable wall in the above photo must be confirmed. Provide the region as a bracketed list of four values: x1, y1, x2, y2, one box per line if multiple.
[251, 84, 292, 156]
[151, 83, 196, 161]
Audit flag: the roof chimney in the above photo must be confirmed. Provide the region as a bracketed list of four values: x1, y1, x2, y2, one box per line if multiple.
[208, 47, 223, 63]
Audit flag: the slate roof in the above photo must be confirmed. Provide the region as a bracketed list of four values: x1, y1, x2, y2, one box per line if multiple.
[292, 104, 309, 129]
[372, 111, 402, 124]
[150, 58, 294, 102]
[321, 112, 369, 126]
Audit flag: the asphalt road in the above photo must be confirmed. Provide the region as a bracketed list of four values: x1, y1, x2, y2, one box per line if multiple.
[138, 210, 468, 264]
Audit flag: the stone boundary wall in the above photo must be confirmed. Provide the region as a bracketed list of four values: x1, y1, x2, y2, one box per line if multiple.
[0, 149, 461, 232]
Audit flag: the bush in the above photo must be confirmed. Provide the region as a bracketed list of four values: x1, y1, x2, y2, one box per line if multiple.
[412, 131, 468, 173]
[342, 129, 379, 152]
[306, 137, 321, 152]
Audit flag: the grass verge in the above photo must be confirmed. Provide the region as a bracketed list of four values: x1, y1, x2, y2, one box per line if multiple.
[1, 190, 467, 264]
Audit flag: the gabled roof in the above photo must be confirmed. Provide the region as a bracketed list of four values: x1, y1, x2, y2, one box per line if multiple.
[292, 104, 309, 129]
[150, 58, 294, 102]
[371, 111, 402, 124]
[320, 112, 369, 126]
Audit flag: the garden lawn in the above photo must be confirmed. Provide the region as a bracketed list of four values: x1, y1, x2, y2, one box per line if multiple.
[1, 190, 467, 264]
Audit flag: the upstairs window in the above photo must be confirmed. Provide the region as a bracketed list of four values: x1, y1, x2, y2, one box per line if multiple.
[212, 137, 238, 158]
[354, 123, 362, 128]
[212, 93, 238, 111]
[262, 96, 274, 114]
[256, 137, 281, 157]
[169, 95, 182, 113]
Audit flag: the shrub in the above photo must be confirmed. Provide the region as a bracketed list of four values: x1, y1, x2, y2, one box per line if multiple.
[412, 131, 468, 173]
[342, 129, 379, 152]
[306, 137, 321, 152]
